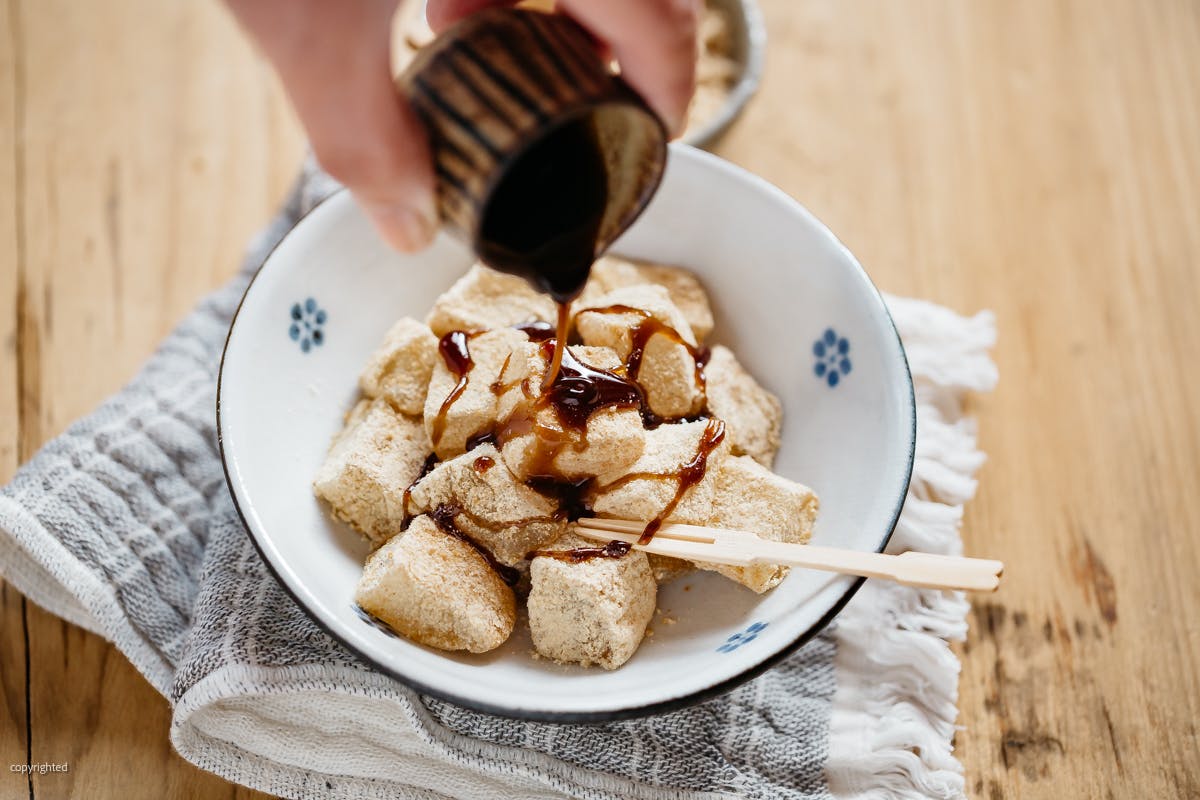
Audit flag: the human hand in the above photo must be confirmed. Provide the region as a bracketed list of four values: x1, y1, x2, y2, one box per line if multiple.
[225, 0, 698, 253]
[427, 0, 700, 134]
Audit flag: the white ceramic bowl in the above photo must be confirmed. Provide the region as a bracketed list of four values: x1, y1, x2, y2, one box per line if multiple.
[218, 144, 915, 721]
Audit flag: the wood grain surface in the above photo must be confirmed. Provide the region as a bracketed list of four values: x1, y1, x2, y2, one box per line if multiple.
[2, 1, 1199, 798]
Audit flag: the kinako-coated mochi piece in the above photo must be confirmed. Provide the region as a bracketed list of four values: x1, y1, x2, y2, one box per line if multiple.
[588, 418, 730, 583]
[703, 345, 783, 467]
[358, 317, 440, 415]
[633, 263, 715, 344]
[575, 283, 697, 351]
[493, 342, 645, 481]
[405, 444, 566, 566]
[588, 418, 731, 526]
[575, 255, 639, 307]
[696, 455, 820, 593]
[527, 530, 657, 669]
[355, 514, 516, 653]
[423, 327, 527, 460]
[583, 255, 716, 342]
[500, 407, 645, 483]
[426, 263, 557, 337]
[313, 397, 431, 545]
[575, 285, 704, 420]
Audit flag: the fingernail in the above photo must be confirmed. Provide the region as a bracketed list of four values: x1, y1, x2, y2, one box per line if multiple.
[370, 205, 437, 253]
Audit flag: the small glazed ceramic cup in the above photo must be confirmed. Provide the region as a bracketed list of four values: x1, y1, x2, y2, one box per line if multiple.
[398, 7, 668, 261]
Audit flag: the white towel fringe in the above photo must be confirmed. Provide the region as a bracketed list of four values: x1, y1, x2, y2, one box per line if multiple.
[826, 295, 996, 800]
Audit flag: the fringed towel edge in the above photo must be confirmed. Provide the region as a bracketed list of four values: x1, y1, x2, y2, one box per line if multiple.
[826, 295, 996, 800]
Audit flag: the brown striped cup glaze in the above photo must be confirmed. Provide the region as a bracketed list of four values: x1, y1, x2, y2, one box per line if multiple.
[399, 8, 669, 264]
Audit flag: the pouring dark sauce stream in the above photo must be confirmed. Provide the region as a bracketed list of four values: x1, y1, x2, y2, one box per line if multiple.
[477, 116, 609, 387]
[543, 302, 572, 389]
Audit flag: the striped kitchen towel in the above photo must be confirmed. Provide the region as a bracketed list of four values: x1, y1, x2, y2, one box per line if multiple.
[0, 161, 995, 800]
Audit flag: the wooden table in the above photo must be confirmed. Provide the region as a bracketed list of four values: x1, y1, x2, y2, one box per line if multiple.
[2, 1, 1198, 797]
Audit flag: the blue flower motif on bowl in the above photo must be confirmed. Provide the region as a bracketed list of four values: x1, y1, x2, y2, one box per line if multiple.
[813, 328, 851, 387]
[717, 621, 769, 653]
[289, 298, 327, 353]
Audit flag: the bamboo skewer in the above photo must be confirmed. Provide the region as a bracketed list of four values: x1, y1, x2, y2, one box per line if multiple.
[574, 517, 1003, 592]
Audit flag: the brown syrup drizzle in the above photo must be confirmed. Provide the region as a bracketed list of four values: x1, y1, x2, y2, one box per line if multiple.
[431, 331, 474, 447]
[637, 417, 726, 544]
[498, 342, 645, 481]
[465, 430, 499, 450]
[539, 340, 643, 431]
[450, 504, 562, 537]
[528, 539, 632, 563]
[488, 352, 516, 396]
[429, 503, 520, 586]
[522, 416, 726, 553]
[512, 320, 555, 341]
[473, 455, 495, 472]
[576, 304, 709, 425]
[514, 418, 575, 481]
[433, 308, 585, 458]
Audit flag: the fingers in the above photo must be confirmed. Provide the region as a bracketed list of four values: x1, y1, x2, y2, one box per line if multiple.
[225, 0, 699, 252]
[226, 0, 437, 252]
[425, 0, 517, 33]
[560, 0, 698, 135]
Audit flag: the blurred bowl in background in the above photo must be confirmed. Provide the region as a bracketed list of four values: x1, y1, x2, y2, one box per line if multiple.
[682, 0, 766, 149]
